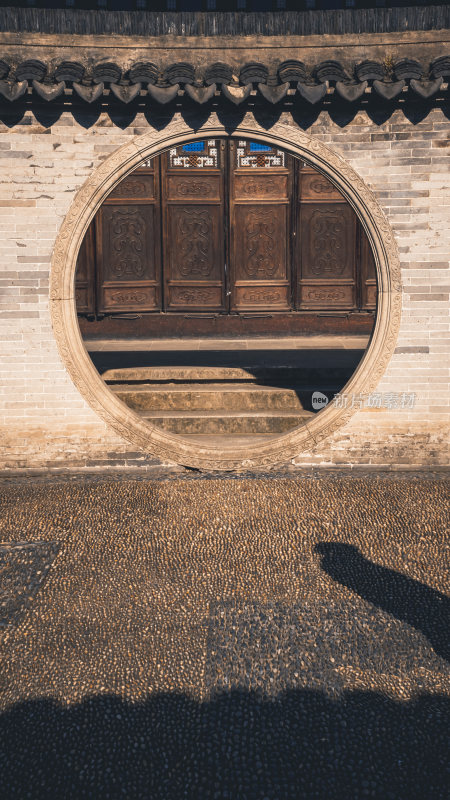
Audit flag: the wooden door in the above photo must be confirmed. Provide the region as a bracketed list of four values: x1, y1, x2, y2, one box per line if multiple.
[75, 140, 378, 329]
[295, 164, 357, 311]
[160, 140, 226, 312]
[74, 220, 95, 315]
[229, 140, 292, 312]
[359, 226, 377, 311]
[95, 158, 162, 314]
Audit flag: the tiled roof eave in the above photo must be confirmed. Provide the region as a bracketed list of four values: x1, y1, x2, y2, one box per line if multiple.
[0, 56, 448, 105]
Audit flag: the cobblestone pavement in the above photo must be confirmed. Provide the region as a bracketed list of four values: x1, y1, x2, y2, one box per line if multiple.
[0, 475, 449, 799]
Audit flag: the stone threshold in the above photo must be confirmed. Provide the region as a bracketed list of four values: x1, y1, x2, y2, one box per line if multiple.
[85, 335, 370, 352]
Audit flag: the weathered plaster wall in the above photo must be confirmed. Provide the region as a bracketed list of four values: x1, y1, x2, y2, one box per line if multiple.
[0, 103, 448, 471]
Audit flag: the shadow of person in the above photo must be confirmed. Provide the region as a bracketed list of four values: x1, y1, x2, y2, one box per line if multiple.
[315, 542, 450, 663]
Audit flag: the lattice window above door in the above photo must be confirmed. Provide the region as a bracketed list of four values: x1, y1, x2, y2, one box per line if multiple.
[236, 140, 285, 168]
[168, 140, 219, 168]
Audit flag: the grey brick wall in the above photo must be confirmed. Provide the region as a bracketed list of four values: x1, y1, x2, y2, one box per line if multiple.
[0, 107, 448, 471]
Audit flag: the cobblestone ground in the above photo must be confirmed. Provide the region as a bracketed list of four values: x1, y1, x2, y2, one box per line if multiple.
[0, 474, 449, 799]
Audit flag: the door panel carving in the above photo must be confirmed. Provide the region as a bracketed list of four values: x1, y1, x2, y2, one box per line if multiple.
[166, 175, 220, 200]
[300, 205, 355, 279]
[105, 207, 148, 279]
[95, 157, 161, 314]
[97, 204, 161, 312]
[299, 167, 344, 202]
[167, 284, 223, 310]
[102, 286, 158, 312]
[99, 206, 156, 281]
[108, 174, 155, 200]
[296, 159, 358, 311]
[300, 283, 355, 309]
[238, 206, 287, 280]
[177, 208, 212, 277]
[168, 206, 222, 280]
[230, 140, 291, 312]
[234, 282, 290, 309]
[233, 174, 287, 200]
[161, 140, 226, 312]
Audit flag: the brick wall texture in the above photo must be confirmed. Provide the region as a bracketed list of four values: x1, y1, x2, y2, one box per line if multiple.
[0, 107, 448, 471]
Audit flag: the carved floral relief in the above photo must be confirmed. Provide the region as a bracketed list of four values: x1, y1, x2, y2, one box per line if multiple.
[177, 208, 213, 278]
[109, 209, 146, 278]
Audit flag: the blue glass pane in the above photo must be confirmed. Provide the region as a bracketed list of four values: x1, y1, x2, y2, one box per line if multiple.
[249, 142, 272, 152]
[182, 141, 205, 152]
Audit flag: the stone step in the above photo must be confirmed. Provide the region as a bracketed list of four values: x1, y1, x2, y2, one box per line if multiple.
[112, 383, 309, 412]
[103, 365, 349, 386]
[141, 410, 313, 435]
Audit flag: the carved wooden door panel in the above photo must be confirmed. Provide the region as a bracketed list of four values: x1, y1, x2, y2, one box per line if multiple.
[295, 164, 357, 311]
[75, 220, 95, 315]
[359, 226, 377, 311]
[160, 140, 226, 312]
[229, 140, 292, 312]
[96, 158, 161, 313]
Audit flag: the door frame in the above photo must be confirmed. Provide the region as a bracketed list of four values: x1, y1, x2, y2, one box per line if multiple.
[50, 117, 401, 472]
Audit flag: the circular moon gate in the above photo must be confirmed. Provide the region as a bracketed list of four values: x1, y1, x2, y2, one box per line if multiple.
[50, 118, 401, 471]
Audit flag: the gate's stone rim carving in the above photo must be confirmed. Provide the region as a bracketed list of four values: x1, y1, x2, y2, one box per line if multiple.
[50, 115, 401, 471]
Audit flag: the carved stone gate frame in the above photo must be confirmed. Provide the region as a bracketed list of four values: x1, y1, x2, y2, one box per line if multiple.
[50, 115, 401, 471]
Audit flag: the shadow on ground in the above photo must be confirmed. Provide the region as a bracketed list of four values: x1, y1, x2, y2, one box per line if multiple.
[1, 690, 448, 800]
[1, 481, 449, 799]
[89, 348, 365, 376]
[316, 543, 450, 664]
